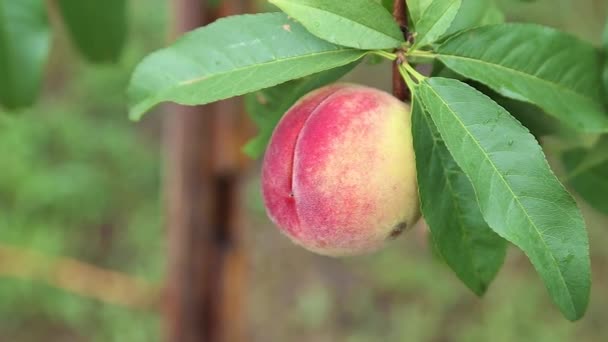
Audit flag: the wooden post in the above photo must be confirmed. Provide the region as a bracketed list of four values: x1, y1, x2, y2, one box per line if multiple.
[164, 0, 249, 341]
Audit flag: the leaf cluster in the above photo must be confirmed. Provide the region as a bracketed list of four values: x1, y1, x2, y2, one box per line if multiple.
[126, 0, 606, 321]
[0, 0, 128, 109]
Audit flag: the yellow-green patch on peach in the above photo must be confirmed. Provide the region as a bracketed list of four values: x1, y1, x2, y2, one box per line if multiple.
[262, 83, 419, 256]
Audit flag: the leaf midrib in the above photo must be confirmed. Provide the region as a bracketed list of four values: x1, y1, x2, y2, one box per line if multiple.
[567, 147, 608, 180]
[419, 106, 485, 290]
[437, 54, 601, 107]
[272, 0, 403, 45]
[414, 0, 459, 47]
[423, 81, 577, 315]
[132, 49, 364, 115]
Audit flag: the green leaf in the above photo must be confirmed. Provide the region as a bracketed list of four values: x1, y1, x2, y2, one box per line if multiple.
[371, 0, 394, 13]
[603, 15, 608, 49]
[244, 63, 356, 158]
[412, 0, 461, 48]
[443, 0, 504, 37]
[435, 24, 608, 133]
[269, 0, 403, 49]
[563, 136, 608, 215]
[430, 60, 464, 79]
[57, 0, 127, 63]
[127, 13, 367, 120]
[602, 17, 608, 102]
[0, 0, 50, 109]
[417, 77, 590, 321]
[408, 0, 433, 27]
[478, 3, 504, 26]
[471, 82, 560, 139]
[412, 99, 507, 296]
[381, 0, 393, 13]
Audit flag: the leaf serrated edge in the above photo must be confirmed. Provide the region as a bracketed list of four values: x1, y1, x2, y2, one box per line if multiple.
[415, 101, 493, 295]
[437, 55, 605, 118]
[269, 0, 403, 48]
[128, 50, 366, 120]
[420, 79, 586, 320]
[413, 0, 461, 48]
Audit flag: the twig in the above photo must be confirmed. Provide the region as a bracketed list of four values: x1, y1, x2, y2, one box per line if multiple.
[0, 244, 159, 310]
[392, 0, 410, 101]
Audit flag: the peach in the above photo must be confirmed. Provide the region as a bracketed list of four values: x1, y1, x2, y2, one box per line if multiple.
[262, 83, 419, 256]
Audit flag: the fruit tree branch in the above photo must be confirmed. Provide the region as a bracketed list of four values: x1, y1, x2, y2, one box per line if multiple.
[392, 0, 411, 101]
[0, 244, 159, 310]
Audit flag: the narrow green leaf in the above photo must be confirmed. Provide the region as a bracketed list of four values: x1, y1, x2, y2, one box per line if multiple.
[443, 0, 504, 37]
[244, 63, 356, 158]
[412, 99, 507, 296]
[430, 60, 464, 79]
[57, 0, 127, 63]
[472, 82, 560, 139]
[563, 136, 608, 215]
[435, 24, 608, 133]
[602, 16, 608, 102]
[269, 0, 403, 49]
[412, 0, 461, 48]
[418, 77, 590, 321]
[408, 0, 433, 27]
[127, 13, 367, 120]
[603, 15, 608, 49]
[381, 0, 393, 13]
[371, 0, 394, 13]
[478, 3, 504, 26]
[432, 65, 564, 139]
[0, 0, 50, 109]
[602, 59, 608, 106]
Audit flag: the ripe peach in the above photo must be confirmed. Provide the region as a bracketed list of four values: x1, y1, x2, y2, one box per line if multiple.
[262, 83, 419, 256]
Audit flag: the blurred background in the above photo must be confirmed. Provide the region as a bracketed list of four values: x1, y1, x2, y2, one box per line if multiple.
[0, 0, 607, 341]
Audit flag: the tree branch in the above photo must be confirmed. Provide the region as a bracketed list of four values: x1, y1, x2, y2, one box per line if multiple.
[392, 0, 410, 101]
[0, 244, 159, 310]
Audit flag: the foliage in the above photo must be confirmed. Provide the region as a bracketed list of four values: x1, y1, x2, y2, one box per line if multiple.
[57, 0, 128, 63]
[0, 107, 163, 341]
[410, 0, 461, 49]
[432, 24, 607, 132]
[127, 13, 367, 120]
[0, 0, 127, 109]
[412, 99, 507, 296]
[0, 0, 167, 340]
[127, 0, 606, 321]
[416, 77, 589, 320]
[0, 0, 606, 337]
[563, 136, 608, 215]
[0, 0, 50, 109]
[270, 0, 404, 49]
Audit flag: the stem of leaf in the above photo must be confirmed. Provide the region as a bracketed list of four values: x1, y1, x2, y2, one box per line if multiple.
[408, 50, 437, 59]
[398, 64, 417, 91]
[402, 62, 425, 82]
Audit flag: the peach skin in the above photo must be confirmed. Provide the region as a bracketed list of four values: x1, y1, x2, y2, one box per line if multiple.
[262, 83, 419, 256]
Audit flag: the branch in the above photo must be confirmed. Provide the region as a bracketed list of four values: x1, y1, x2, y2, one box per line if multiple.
[0, 244, 159, 310]
[392, 0, 410, 101]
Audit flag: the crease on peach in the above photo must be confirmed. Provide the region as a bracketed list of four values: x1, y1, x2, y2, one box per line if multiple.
[289, 86, 348, 233]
